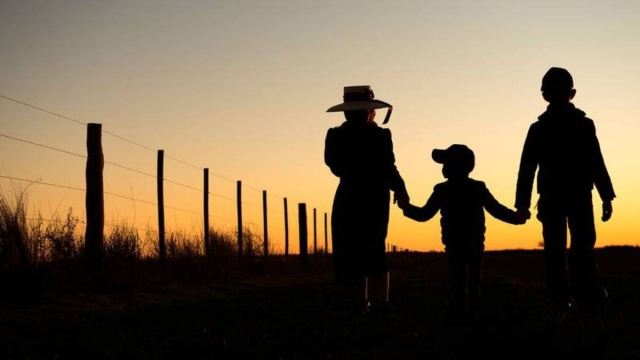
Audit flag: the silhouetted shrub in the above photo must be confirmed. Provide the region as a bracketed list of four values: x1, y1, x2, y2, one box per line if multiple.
[30, 208, 81, 262]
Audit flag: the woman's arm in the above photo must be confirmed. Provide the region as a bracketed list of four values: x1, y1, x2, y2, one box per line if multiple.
[381, 128, 407, 193]
[324, 128, 345, 177]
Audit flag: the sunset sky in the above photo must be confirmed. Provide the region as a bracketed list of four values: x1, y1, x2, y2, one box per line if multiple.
[1, 0, 639, 253]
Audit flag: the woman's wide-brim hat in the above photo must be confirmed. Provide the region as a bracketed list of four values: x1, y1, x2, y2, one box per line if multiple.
[326, 85, 393, 124]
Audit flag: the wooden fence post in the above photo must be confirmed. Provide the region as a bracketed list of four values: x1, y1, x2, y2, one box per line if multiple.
[157, 150, 166, 267]
[237, 180, 243, 263]
[313, 208, 317, 258]
[85, 123, 104, 275]
[284, 197, 289, 258]
[298, 203, 308, 267]
[262, 190, 268, 262]
[204, 168, 210, 261]
[324, 212, 328, 256]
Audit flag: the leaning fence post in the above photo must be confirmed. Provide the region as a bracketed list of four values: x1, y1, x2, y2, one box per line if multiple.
[204, 168, 210, 261]
[298, 203, 308, 267]
[85, 123, 104, 275]
[157, 150, 166, 267]
[262, 190, 268, 263]
[284, 197, 289, 258]
[237, 180, 243, 263]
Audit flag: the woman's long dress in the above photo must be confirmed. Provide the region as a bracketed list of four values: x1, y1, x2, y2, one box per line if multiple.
[324, 121, 406, 285]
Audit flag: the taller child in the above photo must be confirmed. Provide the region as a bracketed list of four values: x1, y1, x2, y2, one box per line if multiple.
[515, 67, 616, 313]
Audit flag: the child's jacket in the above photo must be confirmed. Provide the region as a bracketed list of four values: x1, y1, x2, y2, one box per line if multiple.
[403, 178, 519, 250]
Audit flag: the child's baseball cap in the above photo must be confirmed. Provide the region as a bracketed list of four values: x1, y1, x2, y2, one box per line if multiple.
[432, 144, 475, 173]
[541, 67, 574, 92]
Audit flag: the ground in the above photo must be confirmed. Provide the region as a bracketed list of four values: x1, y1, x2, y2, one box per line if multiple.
[1, 247, 639, 360]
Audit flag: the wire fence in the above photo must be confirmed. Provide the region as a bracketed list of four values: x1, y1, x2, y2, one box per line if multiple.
[0, 94, 410, 266]
[0, 95, 333, 256]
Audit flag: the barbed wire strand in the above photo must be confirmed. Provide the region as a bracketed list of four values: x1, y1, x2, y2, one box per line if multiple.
[164, 154, 201, 171]
[101, 129, 157, 153]
[266, 208, 285, 216]
[0, 175, 84, 192]
[0, 133, 85, 158]
[208, 172, 236, 183]
[104, 160, 155, 178]
[164, 178, 201, 192]
[103, 191, 155, 206]
[210, 193, 236, 203]
[0, 94, 86, 126]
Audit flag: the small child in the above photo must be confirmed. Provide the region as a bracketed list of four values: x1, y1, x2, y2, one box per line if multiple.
[397, 144, 525, 318]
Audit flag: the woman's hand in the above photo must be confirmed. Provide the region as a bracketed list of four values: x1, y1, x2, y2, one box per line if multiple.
[393, 189, 410, 208]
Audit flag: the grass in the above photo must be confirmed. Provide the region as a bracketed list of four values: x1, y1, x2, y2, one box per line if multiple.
[0, 186, 280, 298]
[1, 187, 639, 359]
[0, 186, 32, 268]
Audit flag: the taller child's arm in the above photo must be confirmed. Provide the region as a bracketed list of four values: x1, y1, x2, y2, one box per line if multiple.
[588, 120, 616, 202]
[514, 125, 538, 210]
[402, 188, 440, 222]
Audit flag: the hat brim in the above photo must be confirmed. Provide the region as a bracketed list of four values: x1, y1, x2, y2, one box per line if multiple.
[326, 100, 392, 112]
[432, 149, 447, 164]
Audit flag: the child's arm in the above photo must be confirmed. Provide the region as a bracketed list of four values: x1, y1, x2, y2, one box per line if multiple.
[483, 184, 524, 225]
[402, 188, 440, 222]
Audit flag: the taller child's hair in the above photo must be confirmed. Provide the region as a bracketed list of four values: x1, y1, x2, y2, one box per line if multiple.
[541, 67, 575, 103]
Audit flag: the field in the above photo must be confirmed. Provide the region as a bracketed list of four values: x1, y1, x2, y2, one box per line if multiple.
[1, 247, 640, 360]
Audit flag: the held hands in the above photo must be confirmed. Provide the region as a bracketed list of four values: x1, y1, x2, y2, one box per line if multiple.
[602, 200, 613, 222]
[394, 189, 410, 210]
[515, 208, 531, 225]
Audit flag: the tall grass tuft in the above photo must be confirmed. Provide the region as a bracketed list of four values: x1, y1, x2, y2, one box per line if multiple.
[0, 186, 46, 303]
[0, 187, 33, 269]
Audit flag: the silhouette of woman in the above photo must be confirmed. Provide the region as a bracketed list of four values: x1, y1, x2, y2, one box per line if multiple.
[325, 85, 409, 313]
